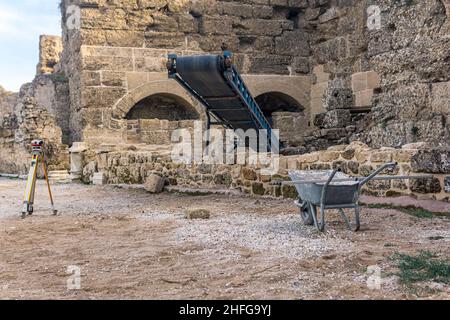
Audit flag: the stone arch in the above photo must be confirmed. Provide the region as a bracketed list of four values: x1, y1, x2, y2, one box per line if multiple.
[111, 79, 206, 145]
[112, 79, 205, 121]
[255, 91, 304, 124]
[245, 76, 310, 148]
[126, 93, 200, 121]
[242, 75, 311, 124]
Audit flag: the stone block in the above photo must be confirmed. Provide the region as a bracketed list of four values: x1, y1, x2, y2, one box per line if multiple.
[347, 161, 359, 174]
[411, 148, 450, 173]
[185, 209, 211, 220]
[275, 31, 310, 56]
[342, 148, 355, 160]
[313, 65, 330, 83]
[144, 174, 165, 193]
[101, 71, 126, 87]
[431, 81, 450, 114]
[371, 151, 393, 163]
[323, 87, 354, 110]
[252, 182, 265, 195]
[366, 71, 381, 89]
[282, 185, 298, 199]
[292, 57, 310, 74]
[298, 152, 319, 163]
[234, 19, 283, 37]
[253, 6, 273, 19]
[392, 149, 417, 163]
[445, 177, 450, 193]
[319, 151, 341, 162]
[201, 17, 233, 35]
[82, 87, 126, 109]
[310, 163, 331, 170]
[126, 72, 148, 90]
[248, 55, 290, 75]
[83, 56, 133, 72]
[322, 109, 351, 129]
[82, 72, 101, 86]
[105, 30, 144, 47]
[351, 72, 367, 92]
[134, 56, 166, 72]
[242, 167, 257, 181]
[92, 172, 106, 185]
[354, 89, 374, 107]
[410, 177, 442, 194]
[219, 2, 253, 18]
[311, 82, 328, 99]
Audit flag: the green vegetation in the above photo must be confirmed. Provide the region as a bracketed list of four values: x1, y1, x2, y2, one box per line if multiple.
[362, 202, 449, 219]
[392, 251, 450, 286]
[410, 126, 420, 137]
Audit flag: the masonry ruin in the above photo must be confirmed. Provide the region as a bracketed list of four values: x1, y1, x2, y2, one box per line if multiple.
[0, 0, 449, 201]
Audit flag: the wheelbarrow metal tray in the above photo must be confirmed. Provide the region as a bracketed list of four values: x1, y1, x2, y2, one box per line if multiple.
[288, 170, 359, 206]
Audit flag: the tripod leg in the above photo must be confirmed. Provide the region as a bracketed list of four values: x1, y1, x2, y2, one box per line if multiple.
[42, 156, 58, 216]
[22, 155, 38, 218]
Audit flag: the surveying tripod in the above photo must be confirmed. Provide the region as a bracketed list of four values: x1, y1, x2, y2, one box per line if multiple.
[21, 140, 58, 218]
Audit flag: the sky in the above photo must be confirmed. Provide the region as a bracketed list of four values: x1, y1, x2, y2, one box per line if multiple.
[0, 0, 62, 92]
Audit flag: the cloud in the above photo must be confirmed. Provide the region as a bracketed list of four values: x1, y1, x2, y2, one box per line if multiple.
[0, 3, 61, 39]
[0, 1, 61, 91]
[0, 5, 24, 35]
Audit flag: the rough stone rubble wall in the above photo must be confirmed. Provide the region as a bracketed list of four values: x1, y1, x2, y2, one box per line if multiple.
[37, 35, 63, 75]
[0, 81, 70, 174]
[0, 35, 70, 174]
[81, 141, 449, 201]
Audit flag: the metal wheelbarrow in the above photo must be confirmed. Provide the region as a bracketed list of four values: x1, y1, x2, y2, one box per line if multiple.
[287, 162, 399, 232]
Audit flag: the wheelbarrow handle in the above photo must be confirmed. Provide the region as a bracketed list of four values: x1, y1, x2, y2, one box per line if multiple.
[320, 168, 341, 205]
[359, 162, 398, 187]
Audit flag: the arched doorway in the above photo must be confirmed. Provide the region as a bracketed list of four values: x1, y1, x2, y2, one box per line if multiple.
[255, 91, 307, 148]
[126, 93, 200, 121]
[125, 93, 200, 145]
[255, 92, 304, 124]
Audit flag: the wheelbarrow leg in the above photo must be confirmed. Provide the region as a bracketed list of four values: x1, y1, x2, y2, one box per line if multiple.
[338, 208, 360, 232]
[318, 205, 325, 231]
[312, 204, 325, 232]
[310, 203, 319, 230]
[354, 206, 361, 232]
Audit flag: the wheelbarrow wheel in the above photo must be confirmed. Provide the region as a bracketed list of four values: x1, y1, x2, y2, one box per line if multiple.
[300, 201, 314, 226]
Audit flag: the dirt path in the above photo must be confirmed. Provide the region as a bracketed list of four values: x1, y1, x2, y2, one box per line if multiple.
[0, 178, 449, 299]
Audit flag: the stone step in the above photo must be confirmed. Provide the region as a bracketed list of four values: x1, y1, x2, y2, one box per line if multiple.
[48, 170, 71, 184]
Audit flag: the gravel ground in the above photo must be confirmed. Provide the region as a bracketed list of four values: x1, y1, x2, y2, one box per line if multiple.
[0, 177, 449, 299]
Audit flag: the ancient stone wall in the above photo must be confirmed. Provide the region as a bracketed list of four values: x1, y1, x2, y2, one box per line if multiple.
[57, 0, 449, 154]
[81, 141, 449, 201]
[59, 0, 312, 149]
[37, 35, 63, 75]
[306, 0, 450, 150]
[0, 80, 69, 174]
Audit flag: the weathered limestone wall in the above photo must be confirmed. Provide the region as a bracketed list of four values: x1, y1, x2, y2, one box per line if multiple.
[33, 75, 71, 144]
[37, 35, 63, 75]
[59, 0, 312, 149]
[307, 0, 450, 150]
[57, 0, 448, 153]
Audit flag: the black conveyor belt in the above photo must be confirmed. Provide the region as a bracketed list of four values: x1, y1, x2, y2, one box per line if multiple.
[167, 54, 276, 145]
